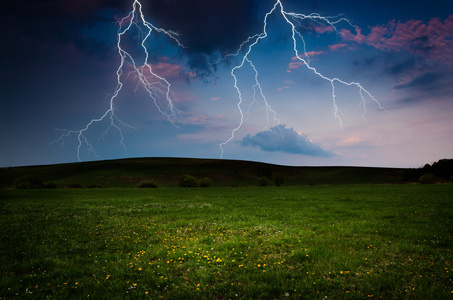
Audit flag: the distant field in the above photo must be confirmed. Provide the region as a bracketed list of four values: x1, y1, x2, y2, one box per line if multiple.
[0, 157, 406, 188]
[1, 184, 452, 299]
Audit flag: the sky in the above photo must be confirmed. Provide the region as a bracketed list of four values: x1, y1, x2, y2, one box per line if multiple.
[1, 0, 452, 168]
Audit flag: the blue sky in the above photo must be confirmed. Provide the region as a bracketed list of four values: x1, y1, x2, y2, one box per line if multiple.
[1, 0, 452, 167]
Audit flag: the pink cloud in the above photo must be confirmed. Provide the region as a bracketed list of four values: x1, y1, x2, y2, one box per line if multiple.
[181, 113, 225, 126]
[144, 58, 196, 83]
[287, 51, 326, 72]
[288, 60, 305, 70]
[340, 15, 453, 66]
[297, 51, 326, 58]
[149, 61, 182, 78]
[329, 43, 348, 51]
[314, 25, 335, 34]
[277, 86, 291, 92]
[211, 96, 222, 101]
[338, 135, 364, 146]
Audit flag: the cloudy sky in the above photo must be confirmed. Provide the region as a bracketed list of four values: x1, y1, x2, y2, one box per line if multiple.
[1, 0, 452, 167]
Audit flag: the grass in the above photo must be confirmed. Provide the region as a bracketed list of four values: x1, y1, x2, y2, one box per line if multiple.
[1, 184, 452, 299]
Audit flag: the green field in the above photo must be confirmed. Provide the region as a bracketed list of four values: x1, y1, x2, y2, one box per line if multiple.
[1, 184, 452, 299]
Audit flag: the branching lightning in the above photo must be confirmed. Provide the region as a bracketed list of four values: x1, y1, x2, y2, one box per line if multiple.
[52, 0, 184, 161]
[218, 0, 385, 158]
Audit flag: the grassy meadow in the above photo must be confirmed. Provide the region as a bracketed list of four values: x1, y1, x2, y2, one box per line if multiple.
[1, 184, 452, 299]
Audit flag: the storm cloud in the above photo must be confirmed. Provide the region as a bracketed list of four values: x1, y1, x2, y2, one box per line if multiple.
[240, 125, 335, 157]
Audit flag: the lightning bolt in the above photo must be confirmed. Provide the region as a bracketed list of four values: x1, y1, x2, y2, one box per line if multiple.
[52, 0, 184, 161]
[218, 0, 385, 158]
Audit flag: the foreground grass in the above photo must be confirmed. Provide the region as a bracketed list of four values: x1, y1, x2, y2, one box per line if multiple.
[1, 184, 452, 299]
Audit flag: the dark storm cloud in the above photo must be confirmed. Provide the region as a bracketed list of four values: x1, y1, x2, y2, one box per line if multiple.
[140, 0, 267, 79]
[1, 0, 127, 64]
[384, 56, 453, 104]
[2, 0, 270, 80]
[395, 72, 443, 90]
[387, 58, 417, 75]
[240, 125, 335, 157]
[395, 71, 453, 105]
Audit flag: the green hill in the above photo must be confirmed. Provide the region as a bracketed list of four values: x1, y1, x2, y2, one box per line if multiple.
[0, 157, 406, 188]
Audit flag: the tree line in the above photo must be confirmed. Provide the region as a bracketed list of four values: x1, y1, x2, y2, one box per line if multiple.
[401, 158, 453, 183]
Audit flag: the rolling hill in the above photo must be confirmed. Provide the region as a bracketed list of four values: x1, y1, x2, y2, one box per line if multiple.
[0, 157, 407, 188]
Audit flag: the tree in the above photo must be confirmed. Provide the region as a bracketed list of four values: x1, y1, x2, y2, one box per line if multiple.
[179, 175, 198, 187]
[136, 181, 158, 188]
[418, 173, 436, 184]
[273, 172, 285, 187]
[14, 175, 43, 189]
[258, 177, 271, 187]
[198, 177, 212, 188]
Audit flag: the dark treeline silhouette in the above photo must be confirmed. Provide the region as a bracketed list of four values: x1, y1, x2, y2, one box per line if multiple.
[401, 158, 453, 183]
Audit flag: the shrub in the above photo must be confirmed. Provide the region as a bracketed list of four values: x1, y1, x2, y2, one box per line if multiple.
[258, 177, 271, 187]
[14, 175, 43, 189]
[179, 175, 198, 187]
[418, 173, 436, 184]
[66, 183, 82, 189]
[136, 181, 158, 188]
[88, 184, 102, 188]
[198, 177, 212, 188]
[273, 172, 285, 187]
[43, 182, 57, 189]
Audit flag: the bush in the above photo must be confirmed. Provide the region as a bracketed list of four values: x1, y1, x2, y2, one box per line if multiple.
[136, 181, 158, 188]
[418, 173, 436, 184]
[66, 183, 82, 189]
[88, 184, 102, 188]
[273, 172, 285, 187]
[198, 177, 212, 188]
[179, 175, 198, 187]
[14, 175, 43, 189]
[258, 177, 271, 187]
[43, 182, 57, 189]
